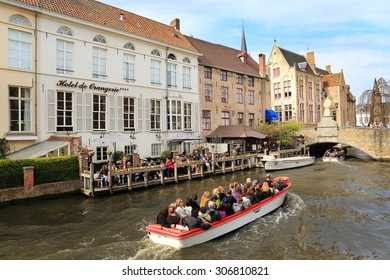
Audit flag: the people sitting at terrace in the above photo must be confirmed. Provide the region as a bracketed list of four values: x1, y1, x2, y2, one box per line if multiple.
[202, 153, 212, 172]
[111, 163, 120, 184]
[98, 164, 109, 187]
[163, 157, 174, 178]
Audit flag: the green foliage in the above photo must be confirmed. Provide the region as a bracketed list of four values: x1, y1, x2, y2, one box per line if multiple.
[0, 138, 11, 159]
[0, 156, 79, 189]
[280, 121, 301, 135]
[160, 149, 172, 161]
[112, 151, 124, 162]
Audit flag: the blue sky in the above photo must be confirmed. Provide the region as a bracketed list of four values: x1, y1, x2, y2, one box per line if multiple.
[100, 0, 390, 101]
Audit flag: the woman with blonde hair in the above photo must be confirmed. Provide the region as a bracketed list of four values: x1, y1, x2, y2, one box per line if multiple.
[199, 191, 210, 208]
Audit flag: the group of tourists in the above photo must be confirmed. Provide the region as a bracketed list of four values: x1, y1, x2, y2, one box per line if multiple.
[155, 174, 288, 231]
[323, 148, 346, 158]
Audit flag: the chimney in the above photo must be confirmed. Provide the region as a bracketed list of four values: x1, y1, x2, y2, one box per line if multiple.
[306, 51, 316, 69]
[259, 54, 266, 78]
[326, 65, 332, 74]
[170, 18, 180, 31]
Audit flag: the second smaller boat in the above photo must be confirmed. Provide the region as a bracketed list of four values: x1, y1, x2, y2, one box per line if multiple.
[264, 155, 315, 171]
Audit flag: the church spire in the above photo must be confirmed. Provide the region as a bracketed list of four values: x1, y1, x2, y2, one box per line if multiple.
[241, 22, 248, 53]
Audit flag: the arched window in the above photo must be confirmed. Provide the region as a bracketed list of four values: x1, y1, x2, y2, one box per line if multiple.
[93, 35, 107, 44]
[57, 26, 73, 36]
[151, 49, 160, 56]
[168, 53, 176, 60]
[183, 57, 191, 63]
[9, 15, 31, 27]
[124, 42, 135, 50]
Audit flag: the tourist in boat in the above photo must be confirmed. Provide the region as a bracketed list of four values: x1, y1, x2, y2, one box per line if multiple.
[186, 194, 200, 218]
[212, 188, 221, 206]
[222, 189, 236, 216]
[184, 210, 210, 230]
[261, 181, 272, 198]
[264, 174, 273, 188]
[199, 191, 210, 209]
[156, 206, 169, 228]
[233, 183, 243, 200]
[275, 177, 287, 191]
[323, 149, 331, 157]
[217, 186, 226, 202]
[175, 198, 189, 219]
[205, 194, 218, 210]
[243, 177, 252, 193]
[166, 204, 182, 229]
[198, 207, 212, 225]
[246, 187, 256, 205]
[242, 195, 251, 209]
[217, 202, 227, 219]
[206, 201, 221, 222]
[232, 196, 245, 212]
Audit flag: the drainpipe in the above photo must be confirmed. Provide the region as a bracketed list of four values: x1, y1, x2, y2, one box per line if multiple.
[34, 13, 38, 136]
[165, 47, 169, 143]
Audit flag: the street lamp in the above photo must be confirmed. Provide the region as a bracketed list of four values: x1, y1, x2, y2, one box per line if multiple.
[335, 102, 339, 109]
[155, 132, 162, 141]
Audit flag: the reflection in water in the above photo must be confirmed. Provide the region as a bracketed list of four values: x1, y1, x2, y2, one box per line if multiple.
[0, 156, 389, 260]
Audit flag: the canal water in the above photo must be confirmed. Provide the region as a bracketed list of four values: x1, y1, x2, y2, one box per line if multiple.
[0, 150, 389, 260]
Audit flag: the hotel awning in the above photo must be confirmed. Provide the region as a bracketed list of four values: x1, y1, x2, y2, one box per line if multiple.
[265, 110, 279, 121]
[168, 133, 201, 143]
[6, 140, 70, 159]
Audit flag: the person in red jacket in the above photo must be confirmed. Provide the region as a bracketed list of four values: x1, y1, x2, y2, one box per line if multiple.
[163, 157, 174, 178]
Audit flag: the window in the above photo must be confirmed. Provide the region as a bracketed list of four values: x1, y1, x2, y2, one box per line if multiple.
[9, 87, 31, 132]
[151, 49, 160, 56]
[284, 104, 292, 121]
[237, 112, 244, 125]
[92, 47, 107, 79]
[93, 94, 106, 130]
[124, 42, 135, 50]
[205, 84, 213, 101]
[57, 26, 73, 36]
[8, 29, 32, 70]
[168, 100, 182, 130]
[9, 15, 31, 27]
[247, 76, 254, 87]
[316, 80, 321, 101]
[284, 80, 291, 97]
[273, 67, 280, 77]
[151, 143, 161, 157]
[309, 104, 314, 123]
[221, 87, 228, 103]
[183, 57, 191, 63]
[57, 91, 73, 131]
[167, 63, 177, 87]
[236, 88, 243, 103]
[204, 67, 212, 79]
[202, 110, 211, 130]
[274, 105, 282, 121]
[124, 97, 135, 131]
[249, 113, 255, 128]
[308, 78, 313, 100]
[184, 103, 192, 130]
[274, 82, 281, 99]
[123, 53, 135, 83]
[168, 53, 176, 60]
[299, 103, 305, 122]
[248, 90, 254, 105]
[96, 146, 108, 161]
[299, 78, 304, 98]
[125, 144, 137, 155]
[150, 59, 161, 86]
[183, 66, 191, 89]
[220, 70, 227, 81]
[150, 100, 161, 130]
[221, 111, 230, 126]
[236, 74, 243, 85]
[56, 39, 74, 74]
[93, 35, 107, 44]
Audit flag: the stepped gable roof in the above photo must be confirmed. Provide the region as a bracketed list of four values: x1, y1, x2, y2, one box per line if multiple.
[278, 47, 316, 75]
[323, 73, 344, 87]
[186, 36, 261, 77]
[14, 0, 197, 52]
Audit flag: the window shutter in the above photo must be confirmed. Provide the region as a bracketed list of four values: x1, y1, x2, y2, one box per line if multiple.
[47, 90, 56, 132]
[85, 92, 92, 131]
[144, 98, 150, 131]
[117, 96, 124, 131]
[193, 103, 199, 131]
[76, 92, 84, 131]
[137, 97, 143, 131]
[109, 94, 116, 131]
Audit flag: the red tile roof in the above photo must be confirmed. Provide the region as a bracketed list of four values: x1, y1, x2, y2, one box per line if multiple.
[185, 36, 261, 77]
[14, 0, 197, 52]
[323, 73, 343, 87]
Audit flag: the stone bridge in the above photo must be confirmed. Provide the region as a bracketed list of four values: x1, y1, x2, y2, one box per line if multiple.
[300, 127, 390, 160]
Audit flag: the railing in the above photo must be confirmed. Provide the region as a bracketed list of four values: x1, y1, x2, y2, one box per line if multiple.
[81, 153, 266, 197]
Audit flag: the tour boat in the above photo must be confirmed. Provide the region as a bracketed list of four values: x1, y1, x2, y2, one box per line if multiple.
[322, 156, 345, 162]
[264, 156, 315, 171]
[145, 177, 290, 249]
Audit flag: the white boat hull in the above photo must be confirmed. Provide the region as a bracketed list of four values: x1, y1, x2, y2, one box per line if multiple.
[146, 180, 289, 249]
[264, 156, 314, 171]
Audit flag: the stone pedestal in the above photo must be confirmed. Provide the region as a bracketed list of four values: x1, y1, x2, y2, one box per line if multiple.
[317, 115, 338, 137]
